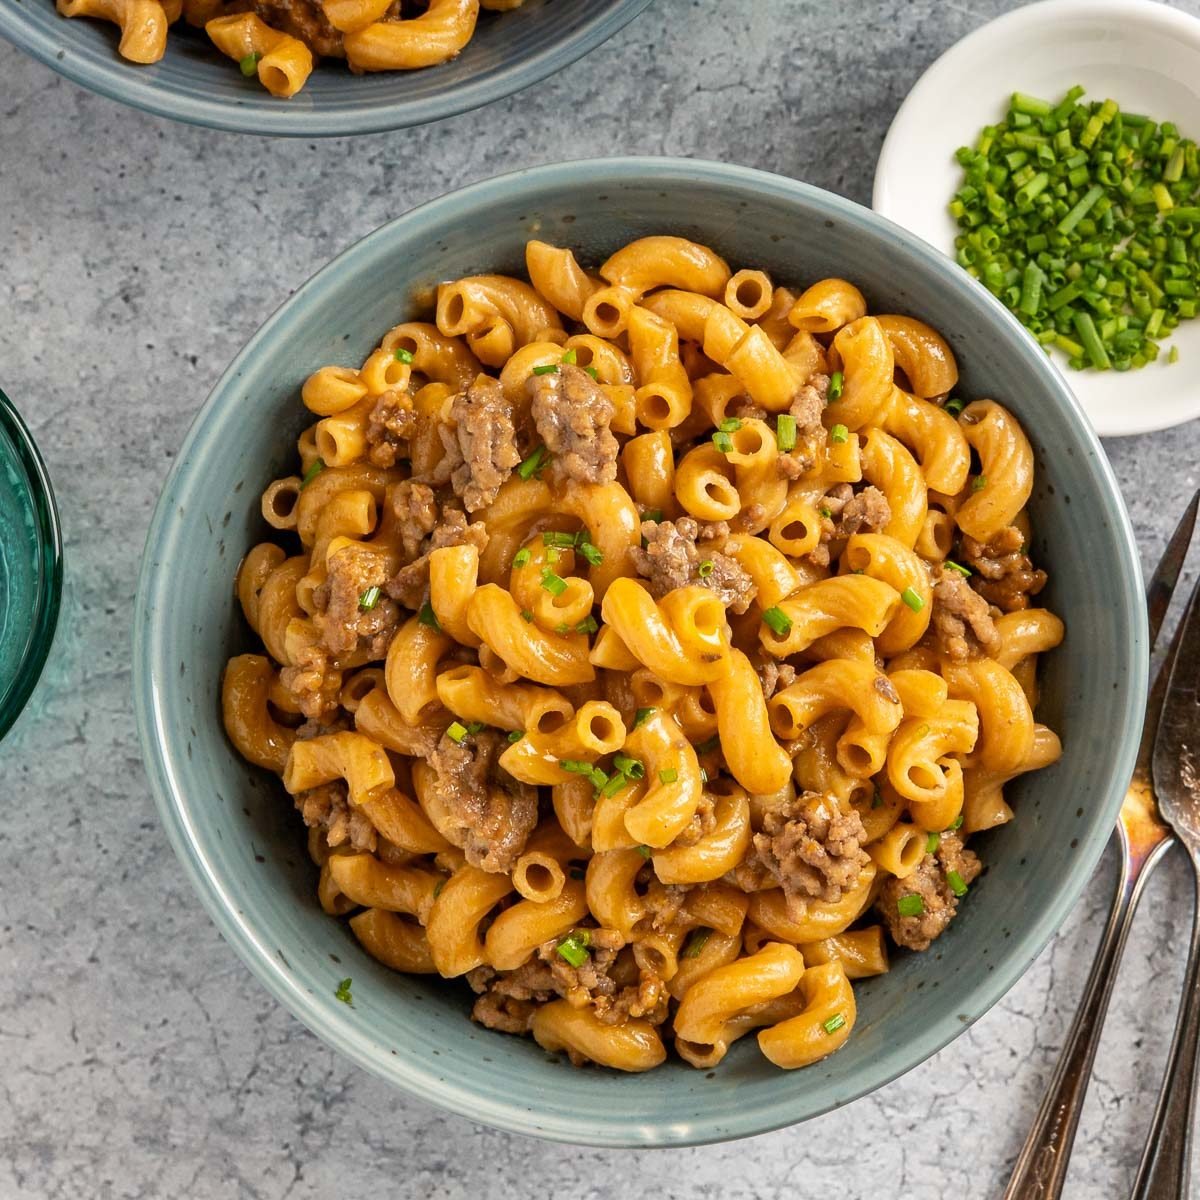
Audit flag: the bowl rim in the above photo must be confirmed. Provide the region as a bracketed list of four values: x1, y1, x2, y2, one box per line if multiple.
[0, 387, 63, 744]
[133, 156, 1148, 1146]
[0, 0, 655, 137]
[871, 0, 1200, 437]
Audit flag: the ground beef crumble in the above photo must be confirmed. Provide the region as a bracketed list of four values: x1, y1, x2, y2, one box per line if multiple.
[313, 542, 399, 659]
[630, 517, 756, 613]
[365, 389, 417, 469]
[279, 643, 341, 722]
[528, 363, 619, 485]
[806, 483, 892, 567]
[876, 831, 982, 951]
[295, 781, 377, 852]
[961, 527, 1048, 613]
[227, 0, 344, 57]
[756, 658, 798, 700]
[751, 792, 870, 918]
[436, 375, 522, 513]
[424, 729, 537, 874]
[931, 565, 1002, 662]
[386, 504, 490, 611]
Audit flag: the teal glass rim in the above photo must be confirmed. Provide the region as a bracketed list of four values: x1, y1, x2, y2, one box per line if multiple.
[0, 389, 63, 742]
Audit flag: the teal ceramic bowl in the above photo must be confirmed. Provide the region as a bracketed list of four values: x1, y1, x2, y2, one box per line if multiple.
[0, 0, 653, 136]
[133, 158, 1147, 1146]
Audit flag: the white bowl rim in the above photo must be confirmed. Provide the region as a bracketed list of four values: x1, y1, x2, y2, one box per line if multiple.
[133, 155, 1149, 1146]
[872, 0, 1200, 437]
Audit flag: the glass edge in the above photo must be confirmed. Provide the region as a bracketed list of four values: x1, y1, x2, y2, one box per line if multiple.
[0, 388, 64, 742]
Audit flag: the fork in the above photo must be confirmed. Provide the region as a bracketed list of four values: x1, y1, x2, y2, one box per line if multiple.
[1130, 564, 1200, 1198]
[1004, 490, 1199, 1200]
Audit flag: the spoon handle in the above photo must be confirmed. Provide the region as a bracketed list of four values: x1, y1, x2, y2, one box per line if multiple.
[1004, 835, 1166, 1200]
[1129, 859, 1200, 1200]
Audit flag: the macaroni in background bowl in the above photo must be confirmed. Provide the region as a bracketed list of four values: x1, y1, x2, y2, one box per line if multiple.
[133, 158, 1147, 1145]
[0, 0, 654, 136]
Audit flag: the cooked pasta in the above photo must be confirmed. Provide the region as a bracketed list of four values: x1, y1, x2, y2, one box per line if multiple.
[58, 0, 522, 98]
[221, 234, 1063, 1072]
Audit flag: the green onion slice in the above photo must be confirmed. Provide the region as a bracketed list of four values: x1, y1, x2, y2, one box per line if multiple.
[822, 1012, 847, 1035]
[897, 894, 925, 918]
[762, 606, 793, 637]
[634, 707, 657, 729]
[659, 767, 679, 785]
[947, 870, 969, 897]
[776, 414, 797, 452]
[300, 459, 325, 489]
[540, 569, 568, 596]
[532, 364, 559, 376]
[418, 601, 440, 630]
[556, 932, 590, 968]
[683, 927, 711, 958]
[900, 586, 925, 612]
[513, 547, 532, 569]
[829, 423, 849, 444]
[393, 347, 415, 364]
[239, 51, 261, 76]
[446, 721, 469, 744]
[827, 370, 845, 400]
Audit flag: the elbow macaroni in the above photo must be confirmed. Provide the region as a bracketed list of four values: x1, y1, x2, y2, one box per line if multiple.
[220, 235, 1063, 1074]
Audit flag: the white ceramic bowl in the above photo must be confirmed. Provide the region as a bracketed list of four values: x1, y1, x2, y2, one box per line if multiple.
[873, 0, 1200, 437]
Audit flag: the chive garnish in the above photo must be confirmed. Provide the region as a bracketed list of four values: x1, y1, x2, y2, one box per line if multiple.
[945, 560, 972, 577]
[517, 445, 549, 480]
[575, 616, 599, 634]
[520, 609, 534, 623]
[556, 931, 590, 967]
[561, 348, 578, 365]
[827, 370, 845, 400]
[900, 586, 925, 612]
[506, 730, 524, 743]
[829, 423, 849, 444]
[584, 366, 600, 380]
[694, 735, 720, 755]
[926, 832, 940, 854]
[446, 721, 468, 744]
[776, 414, 797, 452]
[543, 531, 577, 548]
[972, 475, 988, 492]
[897, 894, 925, 918]
[513, 547, 532, 569]
[683, 928, 711, 958]
[358, 586, 381, 611]
[822, 1012, 847, 1035]
[636, 844, 652, 859]
[818, 506, 833, 519]
[417, 601, 440, 630]
[641, 509, 664, 524]
[239, 51, 261, 76]
[578, 541, 603, 567]
[718, 417, 742, 432]
[335, 977, 353, 1005]
[634, 707, 657, 728]
[393, 347, 415, 364]
[947, 870, 969, 897]
[532, 364, 559, 376]
[944, 398, 966, 417]
[698, 559, 715, 578]
[300, 459, 325, 489]
[712, 430, 734, 454]
[762, 606, 793, 637]
[659, 767, 678, 785]
[948, 813, 964, 831]
[613, 754, 645, 780]
[540, 568, 568, 597]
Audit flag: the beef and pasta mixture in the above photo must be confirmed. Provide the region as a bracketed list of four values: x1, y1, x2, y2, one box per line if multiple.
[57, 0, 515, 99]
[222, 235, 1063, 1072]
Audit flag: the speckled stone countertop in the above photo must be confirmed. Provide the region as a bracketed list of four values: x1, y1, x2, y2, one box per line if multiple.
[2, 1, 1200, 1196]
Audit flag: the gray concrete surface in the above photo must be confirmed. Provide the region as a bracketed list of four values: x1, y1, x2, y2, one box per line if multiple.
[2, 1, 1200, 1196]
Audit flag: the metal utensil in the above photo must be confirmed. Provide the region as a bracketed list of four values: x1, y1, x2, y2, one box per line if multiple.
[1004, 490, 1199, 1200]
[1129, 566, 1200, 1198]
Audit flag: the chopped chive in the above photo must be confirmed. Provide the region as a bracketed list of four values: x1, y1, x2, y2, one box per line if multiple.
[683, 927, 711, 958]
[575, 615, 599, 635]
[358, 586, 381, 611]
[827, 370, 844, 400]
[556, 932, 590, 968]
[818, 506, 833, 519]
[926, 832, 940, 854]
[972, 475, 988, 492]
[762, 606, 793, 637]
[718, 417, 743, 432]
[712, 430, 734, 454]
[446, 721, 468, 744]
[560, 758, 594, 775]
[584, 366, 600, 380]
[560, 348, 578, 365]
[433, 878, 445, 897]
[822, 1012, 847, 1035]
[944, 398, 965, 417]
[634, 707, 657, 729]
[532, 364, 559, 376]
[578, 541, 604, 567]
[659, 767, 679, 785]
[543, 531, 578, 548]
[1170, 344, 1180, 364]
[948, 813, 964, 831]
[829, 423, 849, 444]
[300, 459, 325, 489]
[945, 560, 972, 577]
[636, 844, 652, 859]
[465, 721, 487, 735]
[871, 790, 884, 809]
[513, 547, 532, 569]
[540, 568, 568, 597]
[517, 445, 549, 480]
[334, 977, 353, 1005]
[776, 414, 797, 452]
[418, 601, 440, 630]
[239, 51, 261, 76]
[554, 622, 570, 634]
[545, 546, 560, 565]
[506, 730, 524, 743]
[520, 609, 534, 623]
[613, 753, 645, 780]
[900, 586, 925, 612]
[588, 767, 608, 792]
[640, 509, 664, 524]
[947, 869, 969, 897]
[897, 894, 925, 918]
[698, 559, 715, 578]
[393, 347, 415, 364]
[694, 735, 720, 755]
[599, 772, 629, 799]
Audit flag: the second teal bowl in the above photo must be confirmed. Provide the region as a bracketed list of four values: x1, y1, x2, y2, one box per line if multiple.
[133, 158, 1147, 1146]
